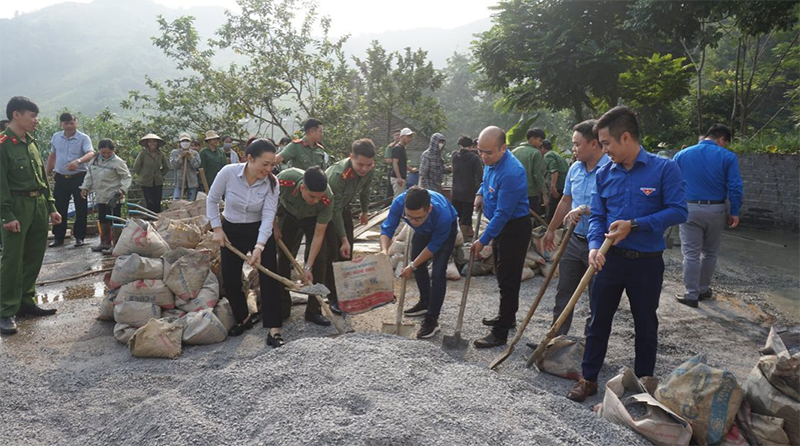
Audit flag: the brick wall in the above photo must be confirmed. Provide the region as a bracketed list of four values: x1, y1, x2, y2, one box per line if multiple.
[737, 154, 799, 230]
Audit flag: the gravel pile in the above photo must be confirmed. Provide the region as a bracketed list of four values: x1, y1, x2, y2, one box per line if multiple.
[79, 334, 648, 445]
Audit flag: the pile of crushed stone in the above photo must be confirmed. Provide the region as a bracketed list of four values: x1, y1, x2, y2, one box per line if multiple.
[80, 334, 648, 445]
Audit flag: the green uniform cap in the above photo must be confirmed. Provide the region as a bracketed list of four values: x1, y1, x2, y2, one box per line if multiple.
[277, 168, 334, 224]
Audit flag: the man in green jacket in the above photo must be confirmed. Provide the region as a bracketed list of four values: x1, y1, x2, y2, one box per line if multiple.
[511, 128, 548, 218]
[540, 138, 570, 222]
[323, 138, 376, 313]
[0, 97, 63, 334]
[200, 130, 227, 189]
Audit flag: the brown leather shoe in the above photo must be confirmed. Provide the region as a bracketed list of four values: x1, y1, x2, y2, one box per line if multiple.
[566, 378, 597, 402]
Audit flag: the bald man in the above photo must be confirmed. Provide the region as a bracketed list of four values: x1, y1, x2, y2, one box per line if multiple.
[471, 126, 532, 348]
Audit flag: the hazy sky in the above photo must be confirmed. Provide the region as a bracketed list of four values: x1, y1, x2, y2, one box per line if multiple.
[1, 0, 497, 36]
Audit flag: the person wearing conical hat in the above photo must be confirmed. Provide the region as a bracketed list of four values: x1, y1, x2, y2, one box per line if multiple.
[200, 130, 227, 189]
[169, 132, 201, 201]
[132, 133, 169, 213]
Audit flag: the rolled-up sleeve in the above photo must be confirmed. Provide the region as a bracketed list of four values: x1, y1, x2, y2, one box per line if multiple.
[380, 196, 405, 239]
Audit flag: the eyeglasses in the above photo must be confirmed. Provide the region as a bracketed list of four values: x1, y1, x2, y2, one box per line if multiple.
[403, 211, 429, 223]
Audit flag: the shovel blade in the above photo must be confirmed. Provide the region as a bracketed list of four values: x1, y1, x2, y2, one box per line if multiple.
[442, 333, 468, 350]
[381, 322, 416, 337]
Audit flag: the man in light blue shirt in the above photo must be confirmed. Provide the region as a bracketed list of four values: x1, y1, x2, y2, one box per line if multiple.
[46, 112, 95, 247]
[673, 124, 743, 307]
[537, 120, 609, 346]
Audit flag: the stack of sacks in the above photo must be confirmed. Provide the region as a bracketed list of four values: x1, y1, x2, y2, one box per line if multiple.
[98, 217, 235, 358]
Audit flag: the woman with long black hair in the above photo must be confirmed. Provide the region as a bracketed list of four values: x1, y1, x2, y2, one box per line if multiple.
[206, 139, 285, 347]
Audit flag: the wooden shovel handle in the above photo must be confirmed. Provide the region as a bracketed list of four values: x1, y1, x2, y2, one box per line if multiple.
[224, 241, 295, 288]
[276, 238, 306, 278]
[199, 168, 210, 194]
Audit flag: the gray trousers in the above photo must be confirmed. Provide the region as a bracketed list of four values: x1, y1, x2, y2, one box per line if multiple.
[552, 235, 593, 336]
[679, 203, 726, 300]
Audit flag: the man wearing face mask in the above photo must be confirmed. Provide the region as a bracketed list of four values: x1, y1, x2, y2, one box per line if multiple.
[222, 136, 240, 164]
[419, 133, 447, 194]
[169, 133, 202, 201]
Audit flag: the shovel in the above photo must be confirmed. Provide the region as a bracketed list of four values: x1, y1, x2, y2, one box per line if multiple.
[180, 155, 188, 199]
[490, 220, 576, 370]
[276, 239, 349, 335]
[529, 209, 548, 228]
[442, 207, 483, 350]
[224, 241, 330, 297]
[127, 203, 159, 219]
[381, 227, 416, 337]
[199, 168, 210, 194]
[526, 237, 613, 368]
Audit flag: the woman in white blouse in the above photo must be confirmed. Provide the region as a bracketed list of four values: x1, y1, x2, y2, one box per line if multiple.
[206, 139, 285, 347]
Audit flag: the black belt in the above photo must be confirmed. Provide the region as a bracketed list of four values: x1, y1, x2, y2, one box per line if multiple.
[609, 246, 662, 259]
[687, 200, 725, 205]
[10, 190, 42, 198]
[55, 172, 85, 180]
[574, 233, 587, 241]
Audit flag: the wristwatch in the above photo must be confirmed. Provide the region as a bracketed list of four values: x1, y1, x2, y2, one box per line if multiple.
[630, 219, 639, 232]
[408, 262, 417, 272]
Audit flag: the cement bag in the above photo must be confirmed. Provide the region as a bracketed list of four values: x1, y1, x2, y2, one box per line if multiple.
[167, 200, 191, 210]
[117, 279, 175, 310]
[162, 308, 187, 319]
[454, 225, 464, 248]
[196, 233, 221, 258]
[109, 254, 164, 288]
[98, 288, 118, 321]
[751, 413, 791, 445]
[213, 298, 236, 332]
[655, 354, 744, 445]
[743, 357, 800, 444]
[394, 223, 410, 242]
[163, 249, 212, 301]
[157, 219, 202, 250]
[540, 261, 559, 279]
[113, 323, 137, 344]
[112, 218, 170, 258]
[526, 250, 546, 267]
[446, 262, 461, 281]
[477, 245, 492, 261]
[179, 309, 227, 345]
[184, 197, 207, 217]
[176, 272, 219, 312]
[461, 261, 494, 276]
[597, 368, 693, 446]
[521, 267, 535, 282]
[159, 208, 191, 220]
[129, 319, 183, 359]
[389, 239, 407, 256]
[453, 246, 469, 270]
[113, 301, 162, 327]
[333, 254, 394, 314]
[535, 335, 584, 381]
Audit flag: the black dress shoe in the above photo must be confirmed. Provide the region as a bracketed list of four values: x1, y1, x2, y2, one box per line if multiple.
[49, 239, 64, 248]
[330, 302, 342, 315]
[474, 333, 507, 349]
[0, 316, 18, 335]
[675, 294, 699, 308]
[526, 342, 538, 350]
[74, 239, 85, 247]
[242, 313, 261, 329]
[699, 289, 713, 300]
[267, 332, 286, 348]
[482, 315, 516, 328]
[18, 305, 57, 317]
[228, 323, 246, 337]
[305, 314, 331, 326]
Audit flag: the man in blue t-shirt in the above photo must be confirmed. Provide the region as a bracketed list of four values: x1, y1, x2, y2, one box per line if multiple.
[380, 186, 458, 339]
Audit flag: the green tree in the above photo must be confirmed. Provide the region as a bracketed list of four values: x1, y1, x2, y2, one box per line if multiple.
[354, 41, 446, 141]
[123, 0, 369, 157]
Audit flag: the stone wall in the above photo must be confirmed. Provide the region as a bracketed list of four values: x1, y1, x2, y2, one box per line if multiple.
[737, 153, 799, 230]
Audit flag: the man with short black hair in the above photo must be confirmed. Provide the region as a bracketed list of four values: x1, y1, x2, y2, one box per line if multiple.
[275, 118, 327, 170]
[389, 128, 414, 197]
[512, 128, 548, 219]
[451, 135, 483, 238]
[567, 106, 687, 402]
[384, 129, 401, 166]
[46, 112, 95, 247]
[275, 166, 334, 326]
[1, 97, 63, 334]
[323, 138, 376, 313]
[380, 186, 458, 339]
[540, 138, 569, 222]
[472, 126, 532, 348]
[673, 123, 743, 308]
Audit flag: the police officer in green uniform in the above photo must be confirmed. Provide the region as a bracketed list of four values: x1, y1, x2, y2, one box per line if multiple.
[274, 118, 327, 170]
[512, 128, 549, 217]
[275, 166, 334, 326]
[323, 138, 376, 313]
[0, 97, 62, 335]
[540, 138, 569, 222]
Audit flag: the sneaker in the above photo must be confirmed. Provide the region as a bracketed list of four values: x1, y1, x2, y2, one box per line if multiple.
[404, 301, 428, 317]
[417, 316, 439, 339]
